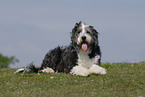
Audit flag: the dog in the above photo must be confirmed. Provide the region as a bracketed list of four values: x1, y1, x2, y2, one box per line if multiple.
[15, 21, 106, 76]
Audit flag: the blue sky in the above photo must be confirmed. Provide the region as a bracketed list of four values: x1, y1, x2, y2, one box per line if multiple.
[0, 0, 145, 68]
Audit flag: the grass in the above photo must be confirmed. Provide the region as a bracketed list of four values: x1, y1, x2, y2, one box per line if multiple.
[0, 62, 145, 97]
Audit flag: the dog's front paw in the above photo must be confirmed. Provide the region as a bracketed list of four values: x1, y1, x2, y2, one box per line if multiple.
[89, 65, 107, 75]
[70, 66, 90, 76]
[100, 68, 106, 75]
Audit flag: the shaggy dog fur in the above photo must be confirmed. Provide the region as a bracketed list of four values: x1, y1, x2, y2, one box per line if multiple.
[15, 21, 106, 76]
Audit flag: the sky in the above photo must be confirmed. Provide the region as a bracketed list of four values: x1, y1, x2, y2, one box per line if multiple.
[0, 0, 145, 68]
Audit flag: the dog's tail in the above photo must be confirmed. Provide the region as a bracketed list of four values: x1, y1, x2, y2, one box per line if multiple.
[14, 63, 39, 74]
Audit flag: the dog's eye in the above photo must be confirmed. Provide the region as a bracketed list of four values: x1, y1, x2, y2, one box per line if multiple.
[87, 31, 90, 34]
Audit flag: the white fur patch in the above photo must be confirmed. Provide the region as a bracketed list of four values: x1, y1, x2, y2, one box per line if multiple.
[14, 68, 25, 73]
[40, 67, 54, 73]
[78, 50, 95, 68]
[70, 51, 106, 76]
[89, 65, 106, 75]
[70, 65, 90, 76]
[95, 55, 100, 64]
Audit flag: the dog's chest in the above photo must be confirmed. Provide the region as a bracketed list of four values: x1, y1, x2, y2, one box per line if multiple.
[77, 51, 95, 68]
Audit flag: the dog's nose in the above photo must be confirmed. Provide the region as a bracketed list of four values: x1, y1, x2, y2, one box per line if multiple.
[82, 36, 86, 40]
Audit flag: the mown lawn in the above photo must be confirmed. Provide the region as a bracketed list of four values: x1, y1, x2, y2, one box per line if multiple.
[0, 62, 145, 97]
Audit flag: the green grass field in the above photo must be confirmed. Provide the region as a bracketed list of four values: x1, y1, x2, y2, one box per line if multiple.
[0, 62, 145, 97]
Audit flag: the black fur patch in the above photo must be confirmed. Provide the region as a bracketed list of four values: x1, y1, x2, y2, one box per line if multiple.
[40, 45, 78, 73]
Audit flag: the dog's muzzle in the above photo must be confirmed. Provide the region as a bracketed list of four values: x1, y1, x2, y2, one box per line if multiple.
[79, 36, 90, 52]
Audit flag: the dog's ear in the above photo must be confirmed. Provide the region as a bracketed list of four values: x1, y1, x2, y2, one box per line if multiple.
[71, 22, 79, 36]
[93, 29, 98, 40]
[94, 31, 99, 46]
[89, 26, 99, 45]
[70, 23, 77, 40]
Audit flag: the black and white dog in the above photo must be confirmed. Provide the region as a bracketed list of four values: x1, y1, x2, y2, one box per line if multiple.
[15, 21, 106, 76]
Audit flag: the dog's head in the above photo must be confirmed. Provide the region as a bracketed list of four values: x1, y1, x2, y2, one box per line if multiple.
[70, 21, 99, 53]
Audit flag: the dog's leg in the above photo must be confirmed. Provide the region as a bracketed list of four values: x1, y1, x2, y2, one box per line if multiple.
[89, 65, 106, 75]
[40, 67, 54, 73]
[70, 65, 90, 76]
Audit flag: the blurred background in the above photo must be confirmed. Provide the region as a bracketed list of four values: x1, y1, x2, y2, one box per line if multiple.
[0, 0, 145, 68]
